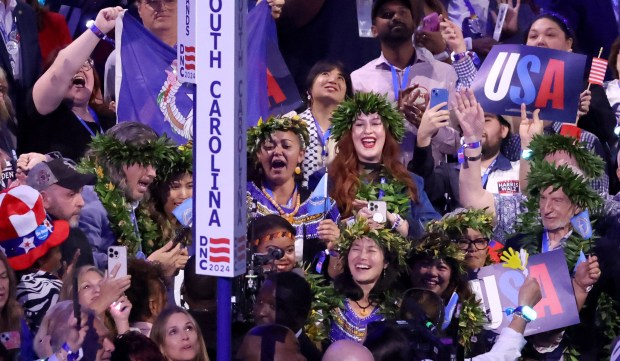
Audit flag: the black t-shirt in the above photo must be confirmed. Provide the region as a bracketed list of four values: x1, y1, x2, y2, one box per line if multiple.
[18, 88, 116, 161]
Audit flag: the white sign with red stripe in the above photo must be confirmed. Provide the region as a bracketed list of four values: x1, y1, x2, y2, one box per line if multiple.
[588, 57, 608, 86]
[177, 0, 196, 83]
[194, 0, 247, 277]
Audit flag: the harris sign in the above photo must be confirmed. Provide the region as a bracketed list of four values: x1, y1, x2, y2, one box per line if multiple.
[472, 45, 587, 122]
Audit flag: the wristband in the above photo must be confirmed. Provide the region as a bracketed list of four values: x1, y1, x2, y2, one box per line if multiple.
[390, 214, 402, 231]
[86, 20, 115, 47]
[521, 148, 533, 160]
[61, 343, 82, 361]
[505, 305, 537, 323]
[460, 138, 481, 149]
[452, 51, 470, 63]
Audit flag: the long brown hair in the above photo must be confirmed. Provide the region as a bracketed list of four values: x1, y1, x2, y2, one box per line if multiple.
[150, 306, 210, 361]
[0, 252, 23, 332]
[329, 126, 418, 218]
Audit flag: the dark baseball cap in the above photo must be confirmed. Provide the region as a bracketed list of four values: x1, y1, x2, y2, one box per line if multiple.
[26, 158, 96, 191]
[372, 0, 413, 19]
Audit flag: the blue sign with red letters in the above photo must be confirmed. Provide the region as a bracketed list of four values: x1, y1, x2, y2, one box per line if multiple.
[469, 249, 580, 336]
[472, 45, 587, 122]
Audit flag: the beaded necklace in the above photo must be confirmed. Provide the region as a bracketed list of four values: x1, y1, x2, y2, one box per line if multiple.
[260, 185, 301, 223]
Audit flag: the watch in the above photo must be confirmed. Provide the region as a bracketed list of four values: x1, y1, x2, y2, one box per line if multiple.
[452, 51, 471, 63]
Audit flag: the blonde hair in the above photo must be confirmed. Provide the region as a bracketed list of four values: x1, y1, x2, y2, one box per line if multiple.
[60, 265, 104, 302]
[150, 306, 210, 361]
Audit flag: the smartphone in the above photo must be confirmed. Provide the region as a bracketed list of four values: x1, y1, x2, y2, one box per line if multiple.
[422, 12, 440, 32]
[368, 201, 388, 223]
[72, 273, 81, 331]
[429, 88, 449, 111]
[108, 246, 128, 278]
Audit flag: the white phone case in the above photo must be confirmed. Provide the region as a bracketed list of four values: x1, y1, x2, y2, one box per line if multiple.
[368, 201, 388, 223]
[108, 246, 128, 278]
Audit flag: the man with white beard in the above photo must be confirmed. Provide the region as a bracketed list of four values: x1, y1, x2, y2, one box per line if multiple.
[26, 158, 96, 268]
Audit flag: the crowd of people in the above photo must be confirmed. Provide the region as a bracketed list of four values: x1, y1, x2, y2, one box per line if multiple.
[0, 0, 620, 360]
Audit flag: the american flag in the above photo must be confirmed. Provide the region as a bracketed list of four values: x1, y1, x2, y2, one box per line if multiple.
[208, 238, 231, 263]
[588, 57, 608, 86]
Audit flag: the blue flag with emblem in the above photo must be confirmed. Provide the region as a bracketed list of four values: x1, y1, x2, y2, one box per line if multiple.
[115, 13, 194, 145]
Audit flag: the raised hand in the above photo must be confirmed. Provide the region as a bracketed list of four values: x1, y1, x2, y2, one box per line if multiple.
[574, 255, 601, 291]
[517, 276, 542, 308]
[89, 264, 131, 314]
[417, 102, 450, 147]
[577, 89, 591, 118]
[94, 6, 124, 34]
[491, 0, 521, 37]
[318, 219, 340, 250]
[453, 88, 484, 140]
[519, 103, 543, 149]
[440, 19, 466, 54]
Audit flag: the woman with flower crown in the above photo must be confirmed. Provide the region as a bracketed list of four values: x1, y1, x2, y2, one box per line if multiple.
[309, 217, 409, 344]
[329, 92, 440, 239]
[246, 115, 340, 272]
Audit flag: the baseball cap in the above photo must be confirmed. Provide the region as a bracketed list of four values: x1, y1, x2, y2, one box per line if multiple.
[26, 158, 96, 191]
[372, 0, 413, 19]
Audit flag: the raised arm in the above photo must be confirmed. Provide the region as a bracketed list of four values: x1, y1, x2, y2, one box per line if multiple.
[454, 89, 496, 214]
[32, 7, 123, 115]
[518, 104, 543, 194]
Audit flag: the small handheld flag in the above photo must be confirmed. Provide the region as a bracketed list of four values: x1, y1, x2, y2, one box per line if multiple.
[588, 48, 608, 87]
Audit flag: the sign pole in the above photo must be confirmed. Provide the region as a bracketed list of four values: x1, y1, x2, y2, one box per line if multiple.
[191, 1, 247, 361]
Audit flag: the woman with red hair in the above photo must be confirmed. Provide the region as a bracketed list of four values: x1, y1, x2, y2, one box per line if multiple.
[329, 92, 439, 239]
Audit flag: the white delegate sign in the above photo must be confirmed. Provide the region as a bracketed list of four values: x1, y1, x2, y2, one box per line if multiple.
[194, 0, 247, 277]
[177, 0, 196, 83]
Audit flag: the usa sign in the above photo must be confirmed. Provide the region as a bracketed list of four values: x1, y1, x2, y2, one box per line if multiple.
[472, 45, 586, 122]
[469, 249, 580, 336]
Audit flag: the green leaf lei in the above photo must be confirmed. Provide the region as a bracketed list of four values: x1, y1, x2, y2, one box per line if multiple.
[527, 134, 605, 179]
[356, 174, 412, 216]
[459, 293, 488, 355]
[79, 134, 177, 256]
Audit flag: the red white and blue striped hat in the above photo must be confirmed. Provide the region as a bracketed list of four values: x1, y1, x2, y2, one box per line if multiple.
[0, 185, 69, 271]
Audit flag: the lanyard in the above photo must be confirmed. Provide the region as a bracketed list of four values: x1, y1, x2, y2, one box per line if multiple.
[378, 177, 386, 199]
[481, 158, 497, 188]
[0, 14, 15, 45]
[129, 206, 145, 259]
[74, 107, 103, 137]
[312, 115, 331, 159]
[390, 65, 411, 102]
[264, 185, 297, 208]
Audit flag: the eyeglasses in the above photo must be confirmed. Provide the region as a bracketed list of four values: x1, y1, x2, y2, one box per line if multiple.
[144, 0, 176, 10]
[81, 58, 94, 72]
[456, 237, 489, 251]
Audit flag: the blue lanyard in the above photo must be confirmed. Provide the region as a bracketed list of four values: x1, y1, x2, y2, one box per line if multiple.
[312, 115, 331, 159]
[0, 15, 16, 45]
[74, 107, 103, 137]
[541, 231, 550, 253]
[481, 159, 497, 188]
[390, 65, 411, 102]
[264, 185, 297, 208]
[378, 177, 386, 199]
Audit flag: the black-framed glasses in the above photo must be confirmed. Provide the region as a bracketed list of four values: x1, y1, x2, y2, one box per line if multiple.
[456, 237, 489, 251]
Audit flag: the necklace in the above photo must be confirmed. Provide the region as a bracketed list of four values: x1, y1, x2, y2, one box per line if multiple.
[261, 185, 301, 223]
[352, 299, 374, 316]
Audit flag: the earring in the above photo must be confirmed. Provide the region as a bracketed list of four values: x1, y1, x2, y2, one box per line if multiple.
[294, 166, 302, 175]
[383, 268, 386, 278]
[307, 92, 311, 101]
